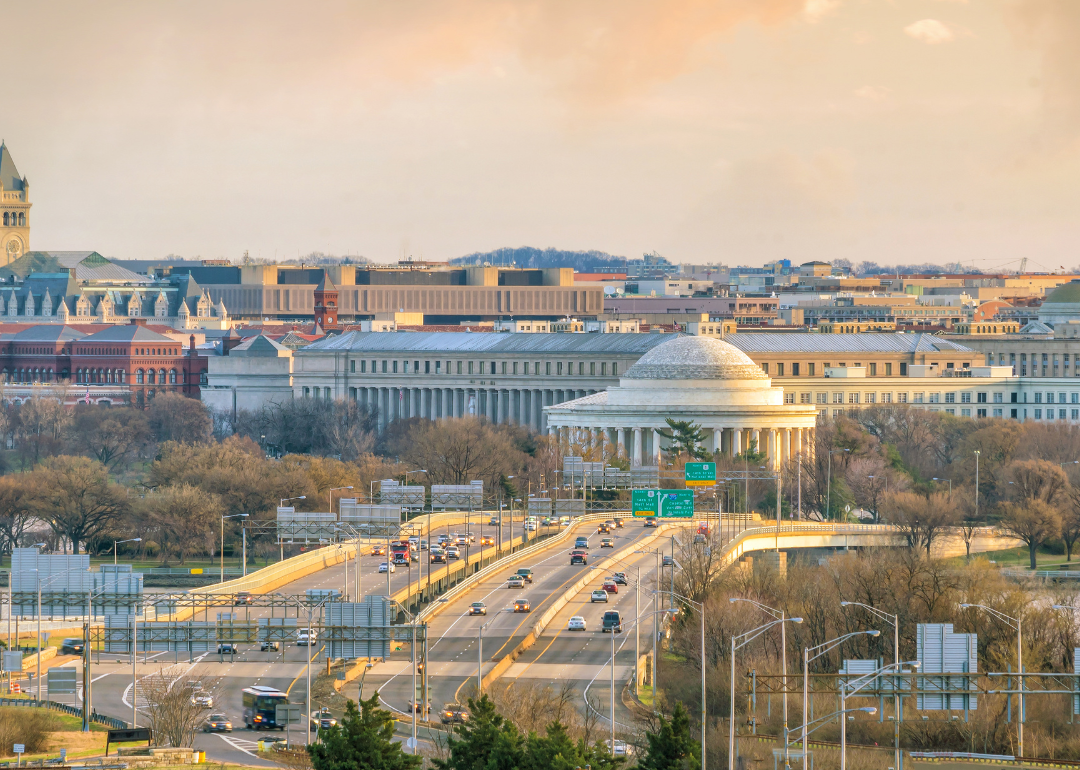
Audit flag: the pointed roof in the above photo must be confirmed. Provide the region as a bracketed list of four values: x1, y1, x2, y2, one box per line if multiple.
[230, 334, 290, 357]
[82, 324, 177, 343]
[315, 272, 337, 292]
[0, 143, 25, 192]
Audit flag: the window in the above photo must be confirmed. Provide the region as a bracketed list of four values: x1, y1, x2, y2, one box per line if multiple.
[1061, 392, 1068, 405]
[578, 362, 584, 375]
[899, 363, 907, 376]
[869, 363, 877, 376]
[468, 362, 474, 375]
[601, 362, 607, 376]
[848, 393, 860, 404]
[866, 392, 876, 404]
[350, 360, 356, 373]
[800, 393, 811, 404]
[762, 363, 770, 375]
[435, 361, 442, 374]
[1035, 408, 1043, 419]
[816, 392, 828, 404]
[792, 363, 800, 376]
[961, 392, 972, 404]
[546, 362, 552, 375]
[557, 362, 563, 376]
[1060, 408, 1068, 419]
[977, 408, 987, 418]
[929, 393, 940, 404]
[512, 362, 518, 375]
[913, 392, 924, 404]
[777, 363, 785, 377]
[962, 408, 971, 417]
[590, 362, 595, 375]
[303, 387, 310, 398]
[1073, 409, 1079, 420]
[501, 362, 507, 375]
[898, 393, 908, 403]
[381, 360, 387, 373]
[977, 392, 987, 403]
[490, 362, 497, 375]
[168, 369, 176, 384]
[832, 392, 844, 404]
[883, 392, 892, 403]
[946, 408, 955, 415]
[945, 393, 955, 404]
[359, 360, 366, 373]
[993, 408, 1003, 418]
[393, 361, 399, 374]
[808, 363, 815, 376]
[612, 363, 618, 376]
[784, 392, 795, 404]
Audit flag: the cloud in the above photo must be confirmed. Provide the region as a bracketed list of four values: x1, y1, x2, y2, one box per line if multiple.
[1008, 1, 1080, 139]
[853, 85, 890, 100]
[904, 19, 956, 44]
[803, 0, 841, 24]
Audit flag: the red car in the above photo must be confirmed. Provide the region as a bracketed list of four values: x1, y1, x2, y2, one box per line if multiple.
[602, 580, 618, 594]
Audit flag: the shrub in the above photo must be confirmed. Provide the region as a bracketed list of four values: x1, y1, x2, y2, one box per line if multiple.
[0, 707, 60, 756]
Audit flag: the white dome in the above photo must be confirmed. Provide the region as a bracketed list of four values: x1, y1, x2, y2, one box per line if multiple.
[622, 335, 768, 381]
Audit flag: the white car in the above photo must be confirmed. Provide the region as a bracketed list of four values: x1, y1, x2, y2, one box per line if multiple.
[525, 522, 537, 531]
[446, 546, 461, 559]
[297, 630, 318, 646]
[567, 616, 587, 631]
[378, 562, 395, 573]
[192, 693, 214, 708]
[590, 590, 608, 603]
[507, 577, 525, 589]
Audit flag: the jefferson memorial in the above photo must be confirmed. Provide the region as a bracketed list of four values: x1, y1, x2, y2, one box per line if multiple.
[543, 335, 819, 469]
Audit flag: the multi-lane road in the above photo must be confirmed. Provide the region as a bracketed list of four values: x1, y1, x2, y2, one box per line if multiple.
[66, 516, 680, 764]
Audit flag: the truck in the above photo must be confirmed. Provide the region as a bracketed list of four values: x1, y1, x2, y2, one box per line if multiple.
[390, 541, 416, 564]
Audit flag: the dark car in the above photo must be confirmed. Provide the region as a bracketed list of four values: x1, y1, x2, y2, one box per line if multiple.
[234, 592, 254, 606]
[204, 713, 232, 733]
[515, 568, 534, 583]
[662, 555, 675, 567]
[570, 550, 588, 565]
[311, 708, 338, 731]
[441, 705, 469, 724]
[644, 517, 657, 528]
[602, 610, 623, 634]
[611, 572, 628, 585]
[60, 638, 84, 656]
[217, 643, 237, 655]
[259, 640, 280, 652]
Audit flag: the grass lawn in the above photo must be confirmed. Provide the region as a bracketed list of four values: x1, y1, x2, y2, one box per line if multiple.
[636, 684, 655, 707]
[966, 545, 1077, 570]
[0, 708, 146, 763]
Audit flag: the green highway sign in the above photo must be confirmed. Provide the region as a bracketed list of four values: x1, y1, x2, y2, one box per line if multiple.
[684, 462, 716, 487]
[632, 489, 695, 518]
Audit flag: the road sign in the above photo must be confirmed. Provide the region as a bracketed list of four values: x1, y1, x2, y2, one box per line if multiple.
[632, 489, 694, 518]
[684, 462, 716, 487]
[47, 668, 77, 694]
[2, 652, 22, 673]
[276, 704, 302, 725]
[13, 745, 23, 754]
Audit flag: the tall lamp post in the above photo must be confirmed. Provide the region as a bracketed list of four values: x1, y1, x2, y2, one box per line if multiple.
[220, 514, 249, 582]
[931, 477, 952, 497]
[729, 613, 804, 770]
[973, 450, 980, 522]
[801, 630, 880, 770]
[731, 598, 794, 768]
[961, 603, 1022, 756]
[826, 448, 850, 520]
[279, 495, 307, 562]
[113, 538, 141, 567]
[841, 601, 901, 769]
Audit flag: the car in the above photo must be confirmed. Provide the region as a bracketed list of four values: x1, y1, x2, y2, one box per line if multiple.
[515, 568, 534, 583]
[371, 545, 386, 556]
[217, 643, 238, 654]
[567, 616, 587, 631]
[605, 739, 632, 757]
[455, 534, 468, 546]
[297, 630, 318, 646]
[611, 572, 628, 585]
[59, 638, 84, 656]
[697, 522, 710, 536]
[437, 534, 450, 545]
[597, 524, 610, 534]
[192, 693, 214, 708]
[513, 599, 531, 612]
[407, 701, 432, 716]
[602, 610, 623, 633]
[600, 538, 614, 548]
[590, 590, 609, 603]
[441, 705, 469, 724]
[574, 537, 590, 549]
[204, 713, 232, 733]
[525, 521, 537, 531]
[408, 536, 420, 547]
[693, 534, 706, 544]
[418, 540, 429, 551]
[613, 518, 624, 528]
[311, 708, 337, 730]
[234, 592, 254, 606]
[446, 546, 461, 559]
[480, 536, 495, 546]
[430, 552, 445, 563]
[469, 602, 487, 616]
[466, 532, 477, 544]
[541, 517, 553, 526]
[378, 561, 396, 573]
[602, 580, 618, 594]
[259, 640, 281, 652]
[559, 516, 571, 527]
[662, 555, 675, 567]
[570, 550, 588, 565]
[507, 576, 525, 589]
[644, 517, 657, 528]
[489, 516, 500, 526]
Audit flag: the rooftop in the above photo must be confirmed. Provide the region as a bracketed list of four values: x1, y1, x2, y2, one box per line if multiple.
[726, 332, 976, 355]
[301, 331, 674, 355]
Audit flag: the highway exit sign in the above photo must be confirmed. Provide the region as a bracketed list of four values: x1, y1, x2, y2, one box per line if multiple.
[684, 462, 716, 487]
[632, 489, 694, 518]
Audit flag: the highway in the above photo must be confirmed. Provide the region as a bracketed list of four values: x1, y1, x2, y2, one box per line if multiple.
[79, 517, 532, 765]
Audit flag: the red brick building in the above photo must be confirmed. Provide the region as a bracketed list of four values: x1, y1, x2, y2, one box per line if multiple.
[0, 320, 208, 405]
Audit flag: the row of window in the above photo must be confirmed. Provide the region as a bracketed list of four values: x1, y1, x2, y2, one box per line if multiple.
[825, 406, 1080, 422]
[760, 362, 980, 377]
[2, 212, 25, 227]
[347, 359, 620, 377]
[70, 347, 180, 356]
[784, 390, 1080, 406]
[0, 368, 204, 386]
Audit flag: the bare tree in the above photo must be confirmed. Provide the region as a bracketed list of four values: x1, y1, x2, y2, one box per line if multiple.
[140, 671, 216, 748]
[0, 475, 36, 566]
[1008, 459, 1068, 505]
[140, 484, 225, 565]
[884, 491, 958, 556]
[999, 499, 1062, 569]
[147, 392, 213, 444]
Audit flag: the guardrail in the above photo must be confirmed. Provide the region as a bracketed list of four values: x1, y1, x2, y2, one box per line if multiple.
[0, 698, 128, 729]
[1002, 569, 1080, 580]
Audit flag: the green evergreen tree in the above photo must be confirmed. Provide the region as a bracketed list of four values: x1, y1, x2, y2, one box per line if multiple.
[432, 695, 525, 770]
[519, 722, 624, 770]
[307, 694, 422, 770]
[638, 703, 701, 770]
[657, 419, 710, 460]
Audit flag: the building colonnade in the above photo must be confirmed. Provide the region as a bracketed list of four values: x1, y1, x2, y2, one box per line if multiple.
[346, 385, 597, 434]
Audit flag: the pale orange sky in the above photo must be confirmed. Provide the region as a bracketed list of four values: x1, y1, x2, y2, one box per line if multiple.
[5, 0, 1080, 268]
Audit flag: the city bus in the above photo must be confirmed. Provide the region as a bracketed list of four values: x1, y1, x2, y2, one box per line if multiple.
[242, 686, 289, 730]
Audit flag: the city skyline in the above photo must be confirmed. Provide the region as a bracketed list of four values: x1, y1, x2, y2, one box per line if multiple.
[4, 1, 1079, 268]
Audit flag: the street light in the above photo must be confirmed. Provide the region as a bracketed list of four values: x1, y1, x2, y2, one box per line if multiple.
[658, 590, 710, 766]
[932, 477, 952, 496]
[801, 630, 880, 770]
[328, 486, 354, 513]
[826, 449, 850, 520]
[731, 598, 794, 768]
[960, 603, 1022, 756]
[841, 601, 901, 770]
[729, 613, 804, 770]
[280, 495, 306, 507]
[838, 661, 919, 770]
[220, 514, 249, 582]
[113, 538, 141, 567]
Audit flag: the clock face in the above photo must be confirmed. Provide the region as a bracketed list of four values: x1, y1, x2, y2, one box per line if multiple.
[5, 237, 23, 260]
[327, 316, 334, 324]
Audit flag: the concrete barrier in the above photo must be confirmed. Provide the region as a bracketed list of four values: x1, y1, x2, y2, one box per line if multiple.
[22, 646, 56, 671]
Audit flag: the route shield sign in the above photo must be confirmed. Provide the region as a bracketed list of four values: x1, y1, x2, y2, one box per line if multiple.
[632, 489, 694, 518]
[684, 462, 716, 487]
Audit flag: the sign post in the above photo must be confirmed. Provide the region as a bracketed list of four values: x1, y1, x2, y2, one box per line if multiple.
[684, 462, 716, 487]
[631, 489, 694, 518]
[276, 704, 301, 747]
[14, 744, 23, 767]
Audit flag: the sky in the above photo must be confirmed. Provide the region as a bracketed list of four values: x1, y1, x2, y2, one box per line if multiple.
[5, 0, 1080, 269]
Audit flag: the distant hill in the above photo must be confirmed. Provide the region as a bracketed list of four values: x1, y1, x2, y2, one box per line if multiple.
[451, 247, 668, 270]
